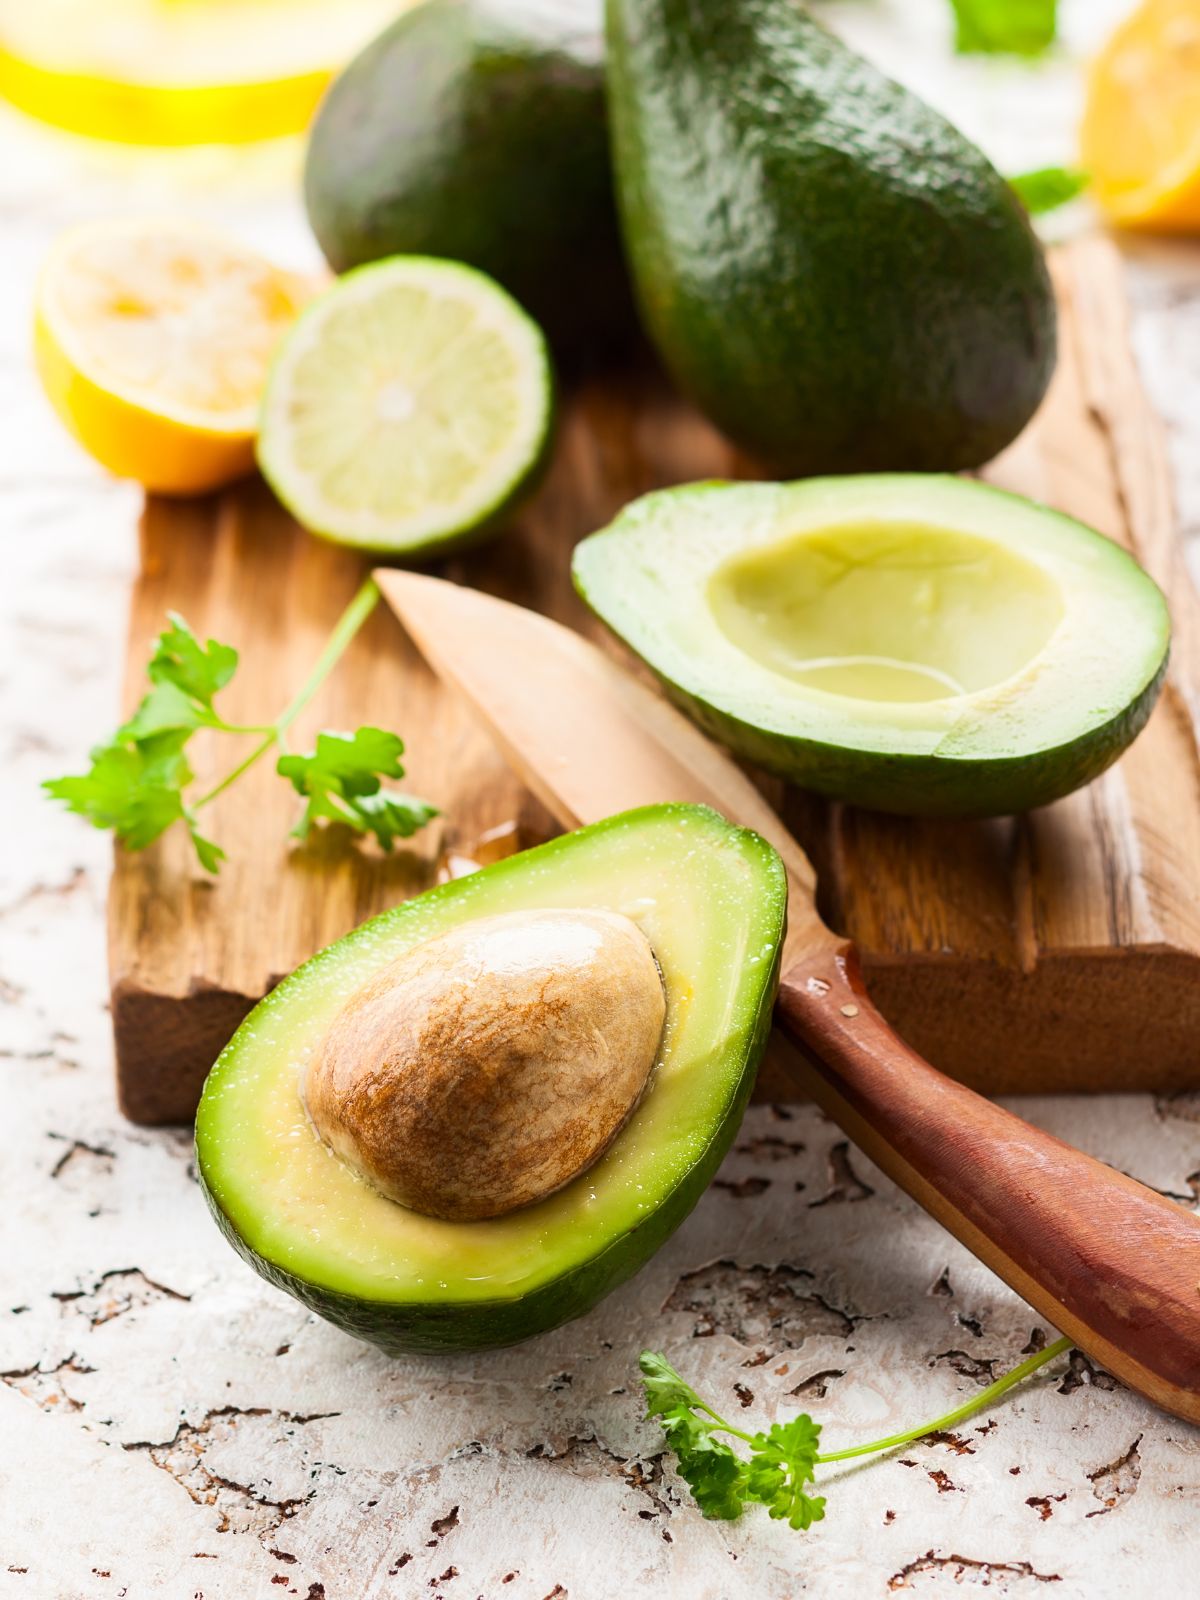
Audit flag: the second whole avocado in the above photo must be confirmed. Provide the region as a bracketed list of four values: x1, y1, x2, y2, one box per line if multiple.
[604, 0, 1057, 473]
[305, 0, 636, 364]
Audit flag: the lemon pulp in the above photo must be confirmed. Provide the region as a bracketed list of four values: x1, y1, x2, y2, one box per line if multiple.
[35, 218, 311, 492]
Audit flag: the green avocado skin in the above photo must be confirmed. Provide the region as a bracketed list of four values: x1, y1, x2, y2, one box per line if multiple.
[604, 0, 1057, 473]
[305, 0, 637, 364]
[641, 660, 1168, 818]
[572, 478, 1171, 819]
[194, 804, 786, 1356]
[198, 976, 773, 1355]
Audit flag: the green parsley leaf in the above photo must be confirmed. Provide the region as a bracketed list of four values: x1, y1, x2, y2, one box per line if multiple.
[640, 1355, 826, 1529]
[659, 1408, 748, 1521]
[45, 584, 433, 873]
[44, 735, 190, 851]
[949, 0, 1057, 56]
[279, 727, 406, 796]
[640, 1354, 748, 1519]
[120, 680, 210, 741]
[116, 614, 241, 745]
[147, 613, 238, 717]
[278, 728, 438, 851]
[346, 791, 440, 851]
[639, 1351, 708, 1418]
[45, 726, 225, 874]
[640, 1336, 1074, 1534]
[1009, 165, 1089, 216]
[745, 1416, 826, 1530]
[186, 821, 226, 875]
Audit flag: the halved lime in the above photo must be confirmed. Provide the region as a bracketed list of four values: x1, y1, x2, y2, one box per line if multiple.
[257, 256, 553, 559]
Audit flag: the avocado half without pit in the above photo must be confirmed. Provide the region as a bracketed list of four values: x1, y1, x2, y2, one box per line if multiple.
[572, 476, 1170, 817]
[196, 804, 786, 1354]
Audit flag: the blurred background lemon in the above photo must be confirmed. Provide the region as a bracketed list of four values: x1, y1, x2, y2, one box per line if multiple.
[1083, 0, 1200, 231]
[0, 0, 406, 145]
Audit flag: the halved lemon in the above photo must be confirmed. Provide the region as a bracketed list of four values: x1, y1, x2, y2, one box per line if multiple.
[257, 257, 554, 559]
[35, 217, 314, 494]
[1082, 0, 1200, 231]
[0, 0, 404, 146]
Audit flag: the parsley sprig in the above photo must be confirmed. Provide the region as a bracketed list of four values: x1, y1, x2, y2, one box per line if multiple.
[949, 0, 1057, 56]
[279, 729, 438, 849]
[1009, 166, 1089, 217]
[641, 1335, 1072, 1529]
[45, 577, 437, 872]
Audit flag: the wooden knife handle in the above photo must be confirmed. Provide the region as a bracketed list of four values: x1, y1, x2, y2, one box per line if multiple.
[777, 942, 1200, 1424]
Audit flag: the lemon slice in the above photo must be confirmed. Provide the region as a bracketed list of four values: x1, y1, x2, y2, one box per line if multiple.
[35, 217, 313, 494]
[257, 257, 554, 559]
[0, 0, 404, 145]
[1082, 0, 1200, 231]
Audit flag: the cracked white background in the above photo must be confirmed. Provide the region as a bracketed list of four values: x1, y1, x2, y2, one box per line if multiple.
[3, 3, 1200, 1596]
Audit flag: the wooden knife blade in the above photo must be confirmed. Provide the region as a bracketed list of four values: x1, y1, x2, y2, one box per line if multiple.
[373, 568, 831, 966]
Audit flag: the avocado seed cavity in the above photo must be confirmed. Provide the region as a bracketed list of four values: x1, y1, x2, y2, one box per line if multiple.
[303, 908, 667, 1222]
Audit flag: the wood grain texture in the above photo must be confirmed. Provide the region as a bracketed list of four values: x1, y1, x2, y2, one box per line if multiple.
[110, 489, 532, 1121]
[110, 237, 1200, 1121]
[776, 945, 1200, 1426]
[834, 239, 1200, 1096]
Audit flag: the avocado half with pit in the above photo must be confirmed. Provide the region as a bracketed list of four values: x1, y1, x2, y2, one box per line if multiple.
[573, 477, 1170, 817]
[195, 804, 785, 1354]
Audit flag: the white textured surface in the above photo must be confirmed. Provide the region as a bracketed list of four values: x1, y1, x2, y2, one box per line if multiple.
[3, 3, 1200, 1596]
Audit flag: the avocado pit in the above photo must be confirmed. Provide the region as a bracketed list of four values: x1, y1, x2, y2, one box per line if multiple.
[304, 907, 666, 1221]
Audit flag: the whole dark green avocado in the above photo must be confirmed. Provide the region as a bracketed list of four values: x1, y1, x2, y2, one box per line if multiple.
[604, 0, 1057, 473]
[305, 0, 636, 364]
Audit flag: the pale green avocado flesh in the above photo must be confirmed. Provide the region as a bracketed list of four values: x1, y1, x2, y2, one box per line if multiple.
[195, 804, 786, 1353]
[573, 477, 1170, 816]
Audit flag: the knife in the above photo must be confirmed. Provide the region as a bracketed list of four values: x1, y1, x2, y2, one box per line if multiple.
[377, 568, 1200, 1424]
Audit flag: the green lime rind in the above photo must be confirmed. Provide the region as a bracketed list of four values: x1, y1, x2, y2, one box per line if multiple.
[256, 254, 554, 561]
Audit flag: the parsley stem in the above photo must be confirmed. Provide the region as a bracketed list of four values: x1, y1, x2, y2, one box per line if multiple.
[702, 1408, 755, 1445]
[274, 575, 382, 737]
[192, 575, 381, 811]
[813, 1335, 1072, 1464]
[211, 720, 276, 737]
[191, 731, 278, 812]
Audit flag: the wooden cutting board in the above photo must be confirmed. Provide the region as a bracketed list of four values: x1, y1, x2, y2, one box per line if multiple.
[110, 236, 1200, 1124]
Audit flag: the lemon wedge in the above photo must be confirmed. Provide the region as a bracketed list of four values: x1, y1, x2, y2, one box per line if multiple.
[1082, 0, 1200, 231]
[0, 0, 404, 145]
[35, 217, 314, 494]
